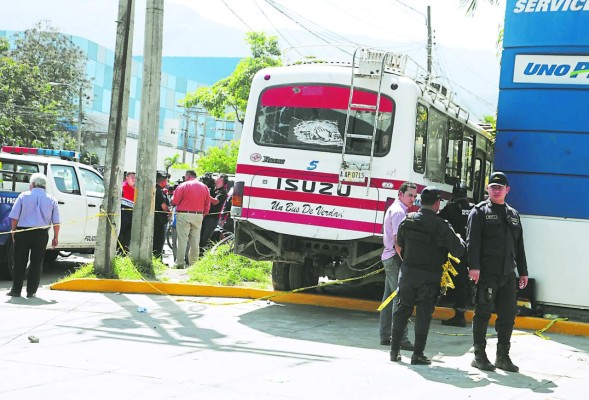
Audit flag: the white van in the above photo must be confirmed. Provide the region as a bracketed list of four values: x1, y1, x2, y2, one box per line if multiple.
[0, 146, 105, 279]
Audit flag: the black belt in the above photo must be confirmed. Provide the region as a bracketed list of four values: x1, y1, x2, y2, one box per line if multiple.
[177, 210, 203, 214]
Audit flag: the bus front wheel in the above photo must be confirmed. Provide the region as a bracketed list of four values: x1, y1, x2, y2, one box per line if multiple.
[271, 262, 290, 291]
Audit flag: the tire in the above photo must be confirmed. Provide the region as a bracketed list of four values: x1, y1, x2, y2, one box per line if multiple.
[44, 250, 60, 263]
[288, 263, 318, 291]
[166, 225, 177, 260]
[0, 240, 15, 280]
[272, 262, 290, 291]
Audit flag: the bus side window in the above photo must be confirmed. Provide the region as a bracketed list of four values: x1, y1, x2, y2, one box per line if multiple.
[413, 104, 428, 173]
[425, 108, 448, 183]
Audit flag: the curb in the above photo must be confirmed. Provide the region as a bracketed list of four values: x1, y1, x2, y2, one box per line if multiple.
[50, 279, 589, 337]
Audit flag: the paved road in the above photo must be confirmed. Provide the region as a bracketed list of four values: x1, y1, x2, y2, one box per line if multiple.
[1, 281, 588, 399]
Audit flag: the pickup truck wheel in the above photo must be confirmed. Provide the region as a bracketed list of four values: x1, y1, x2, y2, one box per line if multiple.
[0, 241, 15, 280]
[271, 262, 290, 291]
[44, 250, 60, 263]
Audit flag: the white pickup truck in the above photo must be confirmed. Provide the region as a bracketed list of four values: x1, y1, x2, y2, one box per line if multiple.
[0, 146, 105, 279]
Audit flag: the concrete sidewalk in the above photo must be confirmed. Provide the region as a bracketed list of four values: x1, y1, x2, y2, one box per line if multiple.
[51, 278, 589, 337]
[2, 286, 588, 399]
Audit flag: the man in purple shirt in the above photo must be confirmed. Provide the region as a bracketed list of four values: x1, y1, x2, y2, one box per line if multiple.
[379, 181, 417, 349]
[6, 173, 60, 298]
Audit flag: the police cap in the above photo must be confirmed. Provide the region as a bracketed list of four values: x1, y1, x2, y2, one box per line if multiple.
[420, 186, 442, 205]
[156, 170, 169, 179]
[489, 171, 508, 187]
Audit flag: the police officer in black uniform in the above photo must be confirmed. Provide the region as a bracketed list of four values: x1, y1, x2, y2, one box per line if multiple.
[467, 172, 528, 372]
[153, 171, 170, 259]
[438, 182, 475, 327]
[390, 186, 466, 365]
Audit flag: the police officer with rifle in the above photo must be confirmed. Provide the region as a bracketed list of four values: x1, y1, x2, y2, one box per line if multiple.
[467, 172, 528, 373]
[390, 187, 466, 365]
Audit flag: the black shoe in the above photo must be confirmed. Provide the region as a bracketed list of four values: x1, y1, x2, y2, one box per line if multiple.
[390, 350, 401, 362]
[6, 291, 21, 297]
[27, 293, 36, 298]
[442, 314, 467, 327]
[411, 354, 431, 365]
[380, 339, 391, 346]
[400, 340, 414, 351]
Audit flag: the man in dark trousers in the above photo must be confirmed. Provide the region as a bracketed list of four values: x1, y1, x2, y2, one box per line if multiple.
[438, 182, 474, 327]
[6, 173, 60, 298]
[467, 171, 528, 373]
[390, 187, 465, 365]
[153, 171, 170, 259]
[118, 171, 136, 254]
[199, 174, 228, 250]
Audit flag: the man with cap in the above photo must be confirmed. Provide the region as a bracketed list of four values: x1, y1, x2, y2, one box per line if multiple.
[438, 181, 475, 327]
[467, 172, 528, 372]
[390, 186, 465, 365]
[153, 171, 170, 259]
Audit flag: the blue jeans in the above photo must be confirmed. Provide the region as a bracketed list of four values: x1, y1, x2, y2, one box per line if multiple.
[379, 255, 410, 343]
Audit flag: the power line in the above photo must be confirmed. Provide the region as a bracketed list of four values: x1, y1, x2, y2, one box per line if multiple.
[252, 0, 303, 56]
[264, 0, 356, 55]
[220, 0, 254, 31]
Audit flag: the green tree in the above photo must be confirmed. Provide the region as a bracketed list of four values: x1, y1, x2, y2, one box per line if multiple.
[182, 32, 281, 124]
[1, 21, 88, 146]
[80, 151, 99, 165]
[460, 0, 500, 15]
[163, 153, 182, 174]
[195, 141, 240, 175]
[0, 38, 61, 146]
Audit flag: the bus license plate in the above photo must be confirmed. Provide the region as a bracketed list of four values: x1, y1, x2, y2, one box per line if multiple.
[340, 169, 366, 182]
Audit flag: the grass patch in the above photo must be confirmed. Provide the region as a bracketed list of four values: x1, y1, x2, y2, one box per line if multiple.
[187, 244, 272, 289]
[58, 256, 168, 282]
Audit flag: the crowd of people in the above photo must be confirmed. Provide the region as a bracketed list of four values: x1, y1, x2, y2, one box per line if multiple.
[380, 172, 528, 372]
[116, 169, 234, 267]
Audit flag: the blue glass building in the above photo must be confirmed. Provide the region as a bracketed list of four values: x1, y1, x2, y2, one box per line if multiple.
[0, 30, 240, 169]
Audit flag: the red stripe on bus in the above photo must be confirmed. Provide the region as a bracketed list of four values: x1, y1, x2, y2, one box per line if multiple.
[236, 163, 409, 190]
[245, 186, 386, 211]
[260, 85, 394, 112]
[242, 208, 382, 234]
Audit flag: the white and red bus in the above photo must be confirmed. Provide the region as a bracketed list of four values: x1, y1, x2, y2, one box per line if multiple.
[231, 48, 494, 291]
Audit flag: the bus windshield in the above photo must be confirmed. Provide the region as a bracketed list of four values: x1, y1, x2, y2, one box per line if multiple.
[253, 85, 394, 156]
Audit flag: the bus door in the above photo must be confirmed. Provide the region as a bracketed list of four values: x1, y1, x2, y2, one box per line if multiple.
[473, 150, 487, 203]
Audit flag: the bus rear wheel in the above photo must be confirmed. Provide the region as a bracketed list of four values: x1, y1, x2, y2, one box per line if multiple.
[272, 262, 290, 291]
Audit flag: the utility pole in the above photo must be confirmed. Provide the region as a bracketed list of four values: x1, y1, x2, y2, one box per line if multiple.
[427, 5, 432, 76]
[76, 86, 83, 156]
[181, 107, 189, 163]
[200, 115, 207, 154]
[129, 0, 164, 265]
[94, 0, 135, 274]
[191, 112, 199, 165]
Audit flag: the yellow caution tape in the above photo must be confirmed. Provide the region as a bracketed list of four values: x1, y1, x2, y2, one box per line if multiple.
[440, 253, 460, 294]
[534, 317, 568, 340]
[377, 290, 397, 311]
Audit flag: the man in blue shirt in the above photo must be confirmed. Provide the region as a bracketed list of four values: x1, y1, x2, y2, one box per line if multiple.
[6, 173, 60, 298]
